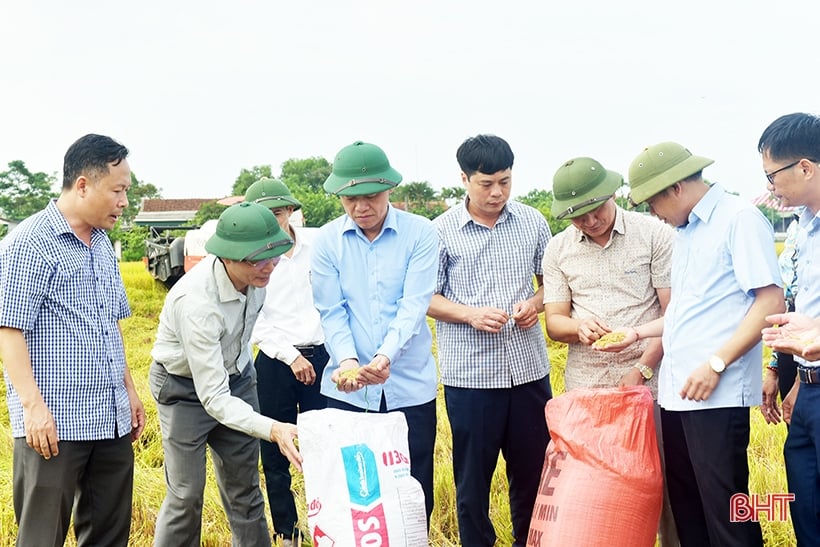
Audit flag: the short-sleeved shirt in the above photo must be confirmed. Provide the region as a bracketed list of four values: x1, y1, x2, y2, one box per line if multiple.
[434, 199, 552, 389]
[542, 206, 673, 396]
[311, 206, 439, 410]
[0, 200, 132, 440]
[151, 255, 274, 440]
[659, 184, 781, 410]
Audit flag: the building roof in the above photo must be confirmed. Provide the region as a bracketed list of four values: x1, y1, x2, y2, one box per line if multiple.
[750, 192, 798, 215]
[134, 198, 218, 227]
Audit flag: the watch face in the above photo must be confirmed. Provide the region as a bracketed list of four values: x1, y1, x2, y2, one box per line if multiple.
[709, 356, 726, 373]
[636, 364, 653, 380]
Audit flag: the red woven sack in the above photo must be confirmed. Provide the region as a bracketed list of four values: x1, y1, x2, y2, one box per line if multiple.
[527, 385, 662, 546]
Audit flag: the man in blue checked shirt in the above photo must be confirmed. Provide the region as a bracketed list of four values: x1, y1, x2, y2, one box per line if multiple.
[428, 134, 553, 547]
[0, 134, 146, 546]
[311, 140, 439, 525]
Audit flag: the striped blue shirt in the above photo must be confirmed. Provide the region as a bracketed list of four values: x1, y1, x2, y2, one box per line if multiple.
[0, 200, 132, 440]
[795, 208, 820, 366]
[311, 206, 439, 410]
[433, 200, 552, 388]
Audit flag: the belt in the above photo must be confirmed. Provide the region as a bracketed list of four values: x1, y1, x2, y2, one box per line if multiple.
[294, 344, 323, 358]
[797, 365, 820, 384]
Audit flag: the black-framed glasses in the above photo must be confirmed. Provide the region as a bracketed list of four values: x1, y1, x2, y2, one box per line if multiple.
[765, 160, 801, 185]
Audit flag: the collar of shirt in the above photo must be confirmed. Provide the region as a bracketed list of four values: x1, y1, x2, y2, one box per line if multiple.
[576, 205, 626, 244]
[799, 205, 820, 233]
[684, 182, 723, 229]
[341, 204, 398, 240]
[457, 198, 517, 229]
[46, 199, 109, 246]
[213, 257, 247, 303]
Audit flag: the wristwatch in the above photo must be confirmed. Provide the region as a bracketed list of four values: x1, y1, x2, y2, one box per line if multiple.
[634, 363, 654, 380]
[708, 355, 726, 375]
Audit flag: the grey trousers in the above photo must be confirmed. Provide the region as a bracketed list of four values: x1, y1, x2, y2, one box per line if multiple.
[13, 435, 133, 547]
[150, 362, 271, 547]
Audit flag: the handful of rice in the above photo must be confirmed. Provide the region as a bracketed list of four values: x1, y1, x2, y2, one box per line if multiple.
[336, 367, 360, 389]
[593, 332, 626, 348]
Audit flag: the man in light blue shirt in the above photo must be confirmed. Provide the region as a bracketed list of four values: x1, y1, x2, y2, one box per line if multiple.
[757, 112, 820, 544]
[311, 140, 439, 523]
[626, 142, 783, 547]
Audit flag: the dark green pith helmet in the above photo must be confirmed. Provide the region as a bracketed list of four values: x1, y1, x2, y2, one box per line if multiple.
[205, 201, 293, 261]
[323, 141, 402, 196]
[628, 141, 714, 205]
[551, 157, 623, 220]
[244, 178, 302, 211]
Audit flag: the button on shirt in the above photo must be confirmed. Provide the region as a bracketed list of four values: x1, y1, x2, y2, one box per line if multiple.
[659, 184, 781, 410]
[795, 209, 820, 366]
[434, 200, 552, 389]
[151, 255, 273, 439]
[0, 201, 132, 440]
[311, 206, 438, 410]
[251, 227, 324, 364]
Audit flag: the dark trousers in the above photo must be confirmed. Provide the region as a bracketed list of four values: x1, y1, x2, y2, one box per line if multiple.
[661, 407, 762, 547]
[778, 350, 799, 402]
[444, 376, 552, 547]
[326, 395, 437, 523]
[255, 346, 328, 538]
[13, 435, 133, 547]
[784, 382, 820, 546]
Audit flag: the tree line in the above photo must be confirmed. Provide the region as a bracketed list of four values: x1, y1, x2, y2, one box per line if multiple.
[0, 158, 784, 260]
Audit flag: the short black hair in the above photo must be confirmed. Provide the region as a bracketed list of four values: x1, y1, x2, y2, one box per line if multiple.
[758, 112, 820, 162]
[456, 134, 514, 177]
[63, 134, 129, 190]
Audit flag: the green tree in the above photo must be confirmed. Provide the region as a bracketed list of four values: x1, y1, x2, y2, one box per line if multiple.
[279, 157, 341, 227]
[190, 201, 228, 226]
[108, 172, 161, 259]
[440, 186, 465, 202]
[0, 160, 58, 220]
[231, 165, 274, 196]
[389, 181, 447, 220]
[122, 172, 161, 227]
[114, 225, 151, 261]
[516, 189, 570, 235]
[281, 157, 332, 193]
[0, 224, 8, 239]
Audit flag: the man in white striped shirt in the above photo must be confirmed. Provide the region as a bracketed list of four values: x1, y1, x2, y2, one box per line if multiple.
[428, 134, 552, 547]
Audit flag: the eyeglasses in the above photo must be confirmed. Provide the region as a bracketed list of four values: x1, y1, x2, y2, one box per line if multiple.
[242, 256, 281, 270]
[765, 160, 801, 185]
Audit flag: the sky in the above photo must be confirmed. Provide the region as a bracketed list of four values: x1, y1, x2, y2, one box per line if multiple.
[1, 1, 819, 203]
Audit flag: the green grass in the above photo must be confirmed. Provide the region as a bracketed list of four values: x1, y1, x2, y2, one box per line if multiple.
[0, 262, 796, 546]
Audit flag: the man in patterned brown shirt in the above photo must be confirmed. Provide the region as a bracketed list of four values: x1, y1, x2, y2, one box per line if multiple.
[541, 156, 677, 546]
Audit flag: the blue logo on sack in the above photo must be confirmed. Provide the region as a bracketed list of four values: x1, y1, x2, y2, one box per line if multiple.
[341, 444, 381, 506]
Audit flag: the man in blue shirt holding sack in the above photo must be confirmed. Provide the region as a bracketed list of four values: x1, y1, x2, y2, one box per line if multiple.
[311, 141, 439, 524]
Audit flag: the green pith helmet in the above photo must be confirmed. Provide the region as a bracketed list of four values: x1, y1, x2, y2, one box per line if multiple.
[628, 142, 714, 205]
[323, 141, 402, 196]
[204, 201, 293, 261]
[551, 157, 623, 220]
[244, 178, 302, 211]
